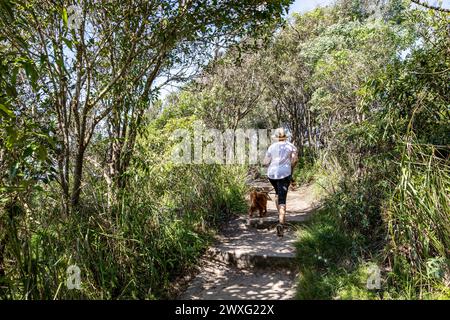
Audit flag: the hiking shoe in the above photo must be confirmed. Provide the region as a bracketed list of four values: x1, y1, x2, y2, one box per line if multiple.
[276, 223, 284, 237]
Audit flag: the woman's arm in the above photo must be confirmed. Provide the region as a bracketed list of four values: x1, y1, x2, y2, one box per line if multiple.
[291, 151, 298, 172]
[263, 145, 272, 167]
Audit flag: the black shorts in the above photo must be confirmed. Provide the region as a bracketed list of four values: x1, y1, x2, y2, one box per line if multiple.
[268, 175, 291, 206]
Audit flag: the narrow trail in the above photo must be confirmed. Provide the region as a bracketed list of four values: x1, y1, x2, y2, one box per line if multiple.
[178, 182, 319, 300]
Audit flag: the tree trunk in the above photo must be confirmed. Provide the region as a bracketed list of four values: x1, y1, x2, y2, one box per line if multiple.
[71, 143, 86, 210]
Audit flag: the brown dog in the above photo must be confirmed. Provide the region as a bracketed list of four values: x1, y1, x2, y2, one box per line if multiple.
[248, 190, 270, 218]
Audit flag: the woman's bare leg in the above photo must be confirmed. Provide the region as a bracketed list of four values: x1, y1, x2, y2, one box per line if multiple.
[279, 205, 286, 225]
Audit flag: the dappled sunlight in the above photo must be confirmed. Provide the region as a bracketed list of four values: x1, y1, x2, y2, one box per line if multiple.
[179, 258, 297, 300]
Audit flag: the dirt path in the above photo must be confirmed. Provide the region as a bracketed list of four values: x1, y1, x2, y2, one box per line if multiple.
[178, 182, 319, 300]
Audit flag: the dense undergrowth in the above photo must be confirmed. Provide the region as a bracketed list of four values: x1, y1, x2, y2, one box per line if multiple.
[1, 0, 449, 301]
[295, 194, 450, 300]
[295, 144, 449, 300]
[291, 2, 449, 300]
[0, 114, 248, 299]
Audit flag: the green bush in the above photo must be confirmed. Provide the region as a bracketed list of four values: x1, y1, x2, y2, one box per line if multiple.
[295, 208, 384, 300]
[0, 115, 248, 299]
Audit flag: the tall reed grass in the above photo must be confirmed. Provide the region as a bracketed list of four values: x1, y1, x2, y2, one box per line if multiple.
[0, 116, 248, 299]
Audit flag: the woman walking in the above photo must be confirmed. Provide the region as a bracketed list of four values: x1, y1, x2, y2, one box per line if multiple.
[264, 128, 298, 237]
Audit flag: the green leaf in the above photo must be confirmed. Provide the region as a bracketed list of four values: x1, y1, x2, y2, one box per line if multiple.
[0, 0, 15, 22]
[9, 162, 19, 179]
[62, 8, 68, 28]
[5, 126, 17, 146]
[55, 56, 69, 76]
[0, 103, 14, 118]
[23, 145, 33, 158]
[63, 37, 73, 50]
[36, 146, 48, 161]
[23, 61, 38, 90]
[11, 66, 18, 86]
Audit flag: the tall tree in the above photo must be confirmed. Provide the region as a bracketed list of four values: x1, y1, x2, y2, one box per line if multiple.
[0, 0, 291, 213]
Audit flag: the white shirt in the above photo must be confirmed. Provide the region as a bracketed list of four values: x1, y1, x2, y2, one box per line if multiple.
[265, 141, 298, 179]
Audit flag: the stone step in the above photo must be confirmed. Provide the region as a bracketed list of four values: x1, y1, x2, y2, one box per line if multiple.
[207, 246, 297, 269]
[207, 219, 298, 269]
[243, 211, 312, 229]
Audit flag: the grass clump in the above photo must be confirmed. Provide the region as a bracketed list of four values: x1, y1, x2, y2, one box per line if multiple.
[295, 207, 380, 300]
